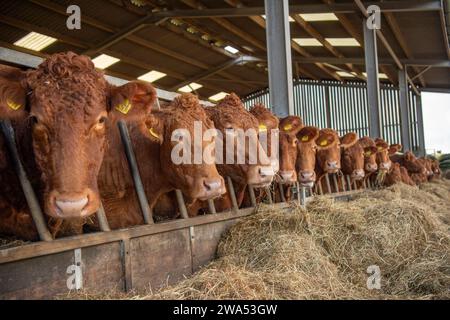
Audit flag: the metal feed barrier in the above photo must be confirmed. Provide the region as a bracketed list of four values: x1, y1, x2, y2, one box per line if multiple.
[0, 120, 372, 299]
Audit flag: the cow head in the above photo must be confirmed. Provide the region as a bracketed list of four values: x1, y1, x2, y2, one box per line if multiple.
[431, 159, 441, 178]
[375, 138, 392, 172]
[144, 93, 225, 202]
[340, 133, 365, 181]
[296, 126, 319, 187]
[384, 163, 403, 186]
[0, 52, 156, 219]
[359, 137, 378, 173]
[403, 151, 426, 174]
[418, 157, 433, 178]
[277, 116, 303, 185]
[206, 93, 274, 187]
[316, 129, 341, 174]
[249, 103, 280, 174]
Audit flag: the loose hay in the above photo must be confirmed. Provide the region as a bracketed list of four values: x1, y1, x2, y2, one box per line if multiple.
[68, 181, 450, 300]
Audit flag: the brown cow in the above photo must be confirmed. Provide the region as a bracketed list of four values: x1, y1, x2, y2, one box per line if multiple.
[391, 150, 428, 185]
[341, 134, 365, 181]
[430, 159, 441, 179]
[98, 93, 226, 227]
[278, 116, 304, 184]
[296, 126, 320, 187]
[249, 103, 280, 175]
[0, 52, 155, 239]
[374, 138, 393, 172]
[358, 137, 378, 174]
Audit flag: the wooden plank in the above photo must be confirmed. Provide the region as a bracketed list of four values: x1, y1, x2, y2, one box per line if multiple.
[191, 220, 237, 272]
[0, 242, 122, 299]
[130, 229, 191, 291]
[0, 207, 256, 264]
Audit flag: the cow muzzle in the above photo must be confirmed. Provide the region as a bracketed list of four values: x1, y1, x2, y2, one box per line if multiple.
[351, 169, 365, 180]
[298, 170, 316, 187]
[247, 165, 274, 187]
[277, 170, 297, 185]
[379, 161, 392, 171]
[194, 177, 226, 201]
[325, 161, 340, 173]
[47, 189, 98, 219]
[365, 163, 378, 173]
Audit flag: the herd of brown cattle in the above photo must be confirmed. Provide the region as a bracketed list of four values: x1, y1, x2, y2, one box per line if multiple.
[0, 52, 443, 241]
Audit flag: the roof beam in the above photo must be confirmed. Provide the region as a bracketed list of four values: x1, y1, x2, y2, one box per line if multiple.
[383, 11, 426, 87]
[144, 1, 441, 18]
[169, 56, 261, 91]
[292, 56, 450, 67]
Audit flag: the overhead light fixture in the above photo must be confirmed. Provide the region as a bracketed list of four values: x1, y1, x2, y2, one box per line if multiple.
[336, 71, 355, 78]
[299, 13, 339, 22]
[293, 38, 323, 47]
[261, 15, 295, 22]
[178, 82, 203, 93]
[14, 32, 57, 51]
[209, 92, 228, 102]
[138, 70, 167, 83]
[224, 45, 239, 54]
[91, 54, 120, 70]
[326, 38, 360, 47]
[363, 72, 389, 80]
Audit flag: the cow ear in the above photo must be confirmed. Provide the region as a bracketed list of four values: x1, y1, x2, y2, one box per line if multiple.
[280, 116, 303, 134]
[0, 71, 28, 121]
[388, 144, 402, 155]
[297, 126, 319, 143]
[109, 81, 157, 120]
[143, 113, 164, 144]
[340, 132, 358, 149]
[364, 146, 378, 157]
[316, 131, 336, 149]
[376, 141, 389, 153]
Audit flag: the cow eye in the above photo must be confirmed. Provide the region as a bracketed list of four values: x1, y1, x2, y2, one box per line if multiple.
[98, 116, 107, 124]
[30, 115, 38, 125]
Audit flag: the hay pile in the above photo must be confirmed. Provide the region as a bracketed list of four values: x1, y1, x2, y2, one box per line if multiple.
[66, 181, 450, 300]
[149, 182, 450, 300]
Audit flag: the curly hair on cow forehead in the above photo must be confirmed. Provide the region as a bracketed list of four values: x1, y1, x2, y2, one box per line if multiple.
[208, 93, 258, 129]
[25, 51, 107, 91]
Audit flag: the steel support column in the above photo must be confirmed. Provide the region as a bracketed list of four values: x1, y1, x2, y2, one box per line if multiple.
[415, 94, 426, 156]
[264, 0, 294, 117]
[398, 67, 412, 151]
[363, 19, 382, 138]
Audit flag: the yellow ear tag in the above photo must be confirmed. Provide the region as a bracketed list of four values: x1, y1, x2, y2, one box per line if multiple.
[7, 100, 22, 111]
[365, 151, 372, 157]
[283, 123, 293, 131]
[115, 99, 132, 115]
[378, 146, 383, 151]
[258, 124, 267, 132]
[148, 127, 160, 140]
[320, 140, 328, 147]
[301, 136, 309, 142]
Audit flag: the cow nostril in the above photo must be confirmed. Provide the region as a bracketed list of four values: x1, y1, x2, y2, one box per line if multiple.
[55, 197, 89, 216]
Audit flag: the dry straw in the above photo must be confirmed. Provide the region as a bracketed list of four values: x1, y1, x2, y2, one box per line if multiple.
[65, 180, 450, 300]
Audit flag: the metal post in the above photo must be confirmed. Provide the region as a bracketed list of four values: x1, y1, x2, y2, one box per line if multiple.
[0, 120, 53, 241]
[175, 189, 189, 219]
[332, 174, 339, 193]
[300, 186, 306, 207]
[96, 203, 110, 232]
[226, 177, 239, 213]
[346, 175, 352, 191]
[207, 199, 216, 214]
[117, 120, 153, 224]
[399, 67, 412, 151]
[278, 183, 286, 203]
[363, 19, 382, 138]
[264, 0, 294, 117]
[325, 174, 332, 194]
[265, 186, 273, 204]
[415, 94, 426, 156]
[248, 185, 257, 207]
[325, 86, 332, 128]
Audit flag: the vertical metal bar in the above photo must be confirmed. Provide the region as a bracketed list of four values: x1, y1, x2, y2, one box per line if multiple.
[324, 85, 332, 128]
[278, 183, 286, 203]
[207, 199, 216, 214]
[0, 120, 53, 241]
[318, 180, 323, 195]
[296, 182, 301, 204]
[227, 177, 239, 213]
[341, 175, 346, 192]
[325, 174, 332, 194]
[346, 175, 352, 191]
[363, 19, 382, 138]
[117, 120, 153, 224]
[265, 186, 273, 204]
[264, 0, 294, 117]
[248, 185, 257, 207]
[398, 67, 412, 151]
[415, 94, 426, 156]
[175, 189, 189, 219]
[96, 203, 110, 232]
[120, 239, 132, 292]
[332, 174, 339, 193]
[300, 186, 306, 207]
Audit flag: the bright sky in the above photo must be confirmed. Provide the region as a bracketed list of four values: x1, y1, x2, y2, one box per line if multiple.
[422, 92, 450, 154]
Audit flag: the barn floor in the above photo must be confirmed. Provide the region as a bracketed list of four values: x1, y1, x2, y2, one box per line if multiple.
[62, 179, 450, 300]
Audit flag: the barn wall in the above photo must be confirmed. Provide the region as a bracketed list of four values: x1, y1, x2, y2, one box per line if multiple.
[243, 80, 421, 152]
